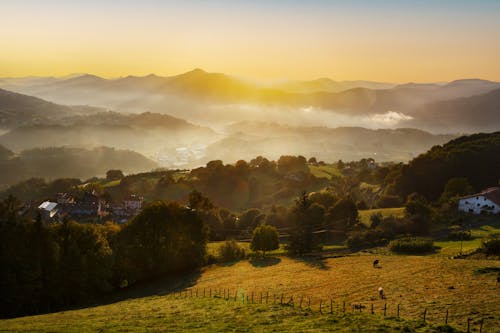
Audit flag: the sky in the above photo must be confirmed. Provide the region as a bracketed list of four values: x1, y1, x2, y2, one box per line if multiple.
[1, 0, 500, 82]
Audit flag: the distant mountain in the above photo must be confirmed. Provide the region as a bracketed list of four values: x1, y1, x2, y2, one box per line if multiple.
[0, 146, 157, 188]
[202, 121, 456, 163]
[271, 78, 395, 93]
[0, 88, 103, 129]
[0, 88, 72, 128]
[406, 88, 500, 132]
[2, 71, 500, 132]
[0, 111, 218, 158]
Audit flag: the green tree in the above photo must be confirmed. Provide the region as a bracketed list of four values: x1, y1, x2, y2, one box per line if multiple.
[288, 191, 315, 255]
[115, 201, 208, 284]
[106, 169, 124, 181]
[250, 225, 279, 257]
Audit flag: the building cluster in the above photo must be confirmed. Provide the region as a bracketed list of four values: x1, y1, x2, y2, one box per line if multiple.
[38, 191, 143, 224]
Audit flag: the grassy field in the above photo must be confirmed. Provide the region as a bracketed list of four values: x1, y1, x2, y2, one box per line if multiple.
[2, 254, 498, 332]
[0, 296, 460, 333]
[309, 164, 342, 179]
[358, 207, 406, 226]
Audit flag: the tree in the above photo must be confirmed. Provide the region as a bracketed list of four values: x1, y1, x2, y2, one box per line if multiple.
[288, 191, 315, 254]
[250, 225, 279, 257]
[115, 201, 208, 284]
[106, 169, 124, 181]
[405, 193, 432, 235]
[440, 177, 474, 202]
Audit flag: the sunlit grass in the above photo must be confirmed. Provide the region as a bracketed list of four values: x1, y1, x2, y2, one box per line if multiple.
[358, 207, 405, 226]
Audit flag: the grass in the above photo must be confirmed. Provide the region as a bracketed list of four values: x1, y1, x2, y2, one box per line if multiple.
[434, 217, 500, 258]
[2, 255, 497, 332]
[309, 164, 342, 179]
[358, 207, 405, 226]
[0, 296, 459, 333]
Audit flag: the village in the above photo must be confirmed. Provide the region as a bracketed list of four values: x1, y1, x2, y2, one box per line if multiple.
[37, 191, 143, 224]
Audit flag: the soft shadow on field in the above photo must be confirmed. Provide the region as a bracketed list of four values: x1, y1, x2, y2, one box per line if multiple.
[293, 255, 330, 270]
[249, 256, 281, 267]
[95, 271, 202, 307]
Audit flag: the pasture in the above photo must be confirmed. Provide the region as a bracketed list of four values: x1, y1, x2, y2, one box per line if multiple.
[1, 254, 498, 332]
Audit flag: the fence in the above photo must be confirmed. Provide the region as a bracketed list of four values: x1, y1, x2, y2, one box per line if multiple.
[167, 287, 494, 333]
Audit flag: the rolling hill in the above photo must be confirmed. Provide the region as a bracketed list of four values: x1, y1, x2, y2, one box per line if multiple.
[0, 146, 157, 188]
[3, 71, 500, 134]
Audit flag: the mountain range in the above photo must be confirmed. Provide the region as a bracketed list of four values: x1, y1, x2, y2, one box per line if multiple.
[2, 69, 499, 133]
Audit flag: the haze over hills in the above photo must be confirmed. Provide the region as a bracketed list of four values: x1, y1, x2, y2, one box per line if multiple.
[0, 145, 157, 188]
[1, 69, 499, 133]
[0, 88, 103, 129]
[1, 69, 499, 170]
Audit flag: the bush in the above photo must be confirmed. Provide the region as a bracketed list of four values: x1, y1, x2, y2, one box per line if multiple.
[481, 235, 500, 255]
[218, 240, 246, 262]
[447, 226, 472, 241]
[346, 229, 387, 249]
[388, 236, 434, 254]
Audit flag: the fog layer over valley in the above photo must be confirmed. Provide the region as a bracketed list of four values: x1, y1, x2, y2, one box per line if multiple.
[1, 69, 499, 180]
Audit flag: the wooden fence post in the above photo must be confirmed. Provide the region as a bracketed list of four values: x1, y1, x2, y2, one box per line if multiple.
[423, 309, 427, 322]
[234, 290, 237, 302]
[319, 300, 322, 313]
[343, 301, 346, 315]
[331, 299, 333, 314]
[384, 303, 387, 316]
[445, 309, 448, 324]
[371, 304, 374, 314]
[299, 295, 303, 308]
[266, 291, 269, 304]
[397, 304, 400, 318]
[280, 293, 284, 305]
[260, 292, 262, 303]
[467, 318, 471, 333]
[290, 295, 294, 307]
[479, 318, 484, 333]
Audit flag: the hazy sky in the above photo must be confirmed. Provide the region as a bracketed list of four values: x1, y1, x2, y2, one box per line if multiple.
[2, 0, 500, 82]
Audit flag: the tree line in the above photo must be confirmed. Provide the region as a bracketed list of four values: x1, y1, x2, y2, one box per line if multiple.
[0, 197, 208, 318]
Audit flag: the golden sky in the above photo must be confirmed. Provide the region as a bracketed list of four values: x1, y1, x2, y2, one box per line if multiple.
[1, 0, 500, 82]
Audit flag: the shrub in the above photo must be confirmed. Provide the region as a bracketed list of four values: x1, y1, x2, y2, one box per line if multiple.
[388, 236, 434, 254]
[346, 229, 387, 249]
[250, 224, 280, 257]
[218, 239, 246, 262]
[447, 226, 472, 241]
[481, 235, 500, 255]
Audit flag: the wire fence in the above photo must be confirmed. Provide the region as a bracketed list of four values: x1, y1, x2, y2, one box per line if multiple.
[167, 286, 495, 333]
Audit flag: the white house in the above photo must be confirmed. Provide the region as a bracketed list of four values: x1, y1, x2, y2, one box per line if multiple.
[458, 187, 500, 215]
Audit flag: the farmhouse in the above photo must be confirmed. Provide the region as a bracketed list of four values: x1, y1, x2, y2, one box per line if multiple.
[38, 201, 60, 222]
[458, 187, 500, 214]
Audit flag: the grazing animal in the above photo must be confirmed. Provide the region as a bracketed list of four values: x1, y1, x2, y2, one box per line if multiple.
[373, 259, 380, 268]
[378, 287, 385, 299]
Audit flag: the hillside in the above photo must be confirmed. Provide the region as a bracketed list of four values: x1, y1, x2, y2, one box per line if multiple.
[0, 88, 103, 129]
[0, 146, 157, 188]
[409, 88, 500, 132]
[208, 122, 456, 162]
[3, 71, 500, 132]
[389, 131, 500, 200]
[0, 112, 218, 160]
[0, 255, 498, 332]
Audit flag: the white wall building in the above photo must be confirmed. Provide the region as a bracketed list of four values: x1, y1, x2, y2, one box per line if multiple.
[458, 187, 500, 215]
